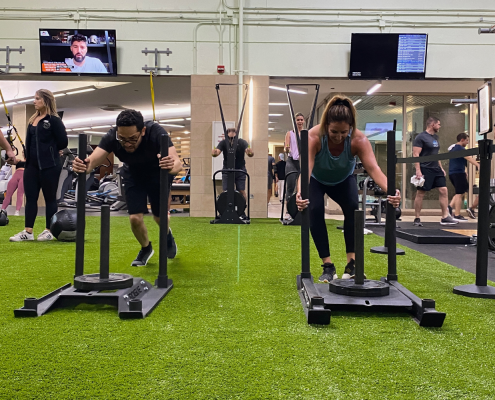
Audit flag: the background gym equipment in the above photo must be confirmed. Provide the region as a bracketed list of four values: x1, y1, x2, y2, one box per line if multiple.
[280, 83, 319, 226]
[296, 129, 446, 327]
[211, 83, 250, 224]
[49, 209, 77, 241]
[14, 133, 173, 318]
[0, 209, 8, 226]
[396, 229, 472, 245]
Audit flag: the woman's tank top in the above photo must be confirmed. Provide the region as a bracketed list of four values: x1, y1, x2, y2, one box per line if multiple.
[311, 132, 356, 186]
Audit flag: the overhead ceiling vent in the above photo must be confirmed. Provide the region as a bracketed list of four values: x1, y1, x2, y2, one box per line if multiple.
[99, 105, 126, 111]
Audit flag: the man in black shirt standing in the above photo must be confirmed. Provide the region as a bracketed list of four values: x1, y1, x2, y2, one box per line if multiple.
[72, 110, 182, 266]
[212, 128, 254, 201]
[412, 116, 458, 226]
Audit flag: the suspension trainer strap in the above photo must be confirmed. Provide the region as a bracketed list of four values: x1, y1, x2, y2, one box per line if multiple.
[150, 72, 156, 122]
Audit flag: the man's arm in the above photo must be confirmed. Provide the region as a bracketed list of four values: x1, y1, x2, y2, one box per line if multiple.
[245, 145, 254, 157]
[284, 131, 291, 153]
[413, 146, 422, 178]
[72, 147, 111, 174]
[159, 145, 182, 175]
[0, 134, 15, 162]
[438, 160, 446, 176]
[465, 156, 480, 169]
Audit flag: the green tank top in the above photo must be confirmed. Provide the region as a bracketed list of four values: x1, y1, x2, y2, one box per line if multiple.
[311, 133, 356, 186]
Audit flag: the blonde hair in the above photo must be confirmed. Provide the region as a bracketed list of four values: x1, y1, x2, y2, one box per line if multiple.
[28, 89, 59, 124]
[318, 95, 357, 137]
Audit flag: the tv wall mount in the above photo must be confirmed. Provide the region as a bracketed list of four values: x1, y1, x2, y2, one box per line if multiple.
[0, 46, 25, 73]
[142, 47, 172, 74]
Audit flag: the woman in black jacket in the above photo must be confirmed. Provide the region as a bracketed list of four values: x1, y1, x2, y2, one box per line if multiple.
[10, 89, 68, 242]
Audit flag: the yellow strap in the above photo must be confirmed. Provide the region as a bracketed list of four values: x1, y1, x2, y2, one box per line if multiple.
[150, 72, 156, 122]
[0, 88, 9, 117]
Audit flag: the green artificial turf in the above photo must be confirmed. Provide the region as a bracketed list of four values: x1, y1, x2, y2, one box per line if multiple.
[1, 216, 495, 399]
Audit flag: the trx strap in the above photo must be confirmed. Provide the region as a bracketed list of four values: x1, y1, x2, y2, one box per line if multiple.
[0, 87, 26, 156]
[150, 71, 156, 122]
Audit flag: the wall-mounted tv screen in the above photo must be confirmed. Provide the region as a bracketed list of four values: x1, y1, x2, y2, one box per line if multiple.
[349, 33, 428, 80]
[40, 29, 117, 75]
[364, 122, 394, 138]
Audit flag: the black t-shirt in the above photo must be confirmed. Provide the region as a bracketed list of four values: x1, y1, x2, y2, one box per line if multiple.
[217, 137, 248, 169]
[413, 131, 441, 170]
[98, 121, 173, 178]
[275, 160, 286, 180]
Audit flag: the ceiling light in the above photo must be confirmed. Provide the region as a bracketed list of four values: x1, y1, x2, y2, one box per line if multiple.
[269, 114, 283, 117]
[455, 103, 462, 107]
[183, 131, 190, 134]
[84, 131, 107, 136]
[160, 124, 185, 128]
[159, 118, 185, 123]
[164, 103, 179, 106]
[54, 93, 66, 98]
[73, 127, 91, 131]
[17, 98, 34, 104]
[176, 137, 181, 140]
[186, 117, 191, 120]
[269, 121, 276, 124]
[269, 103, 289, 106]
[67, 134, 79, 138]
[268, 128, 275, 131]
[353, 99, 362, 106]
[4, 102, 16, 106]
[91, 125, 112, 129]
[367, 81, 382, 95]
[269, 86, 307, 94]
[66, 88, 96, 95]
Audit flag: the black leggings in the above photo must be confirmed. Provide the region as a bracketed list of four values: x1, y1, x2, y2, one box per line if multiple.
[24, 163, 62, 229]
[309, 175, 359, 259]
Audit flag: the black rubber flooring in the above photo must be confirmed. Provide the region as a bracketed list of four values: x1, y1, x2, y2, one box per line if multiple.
[371, 221, 495, 282]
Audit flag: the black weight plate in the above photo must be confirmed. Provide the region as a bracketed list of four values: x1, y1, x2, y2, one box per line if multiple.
[74, 273, 134, 291]
[216, 191, 246, 217]
[329, 279, 390, 297]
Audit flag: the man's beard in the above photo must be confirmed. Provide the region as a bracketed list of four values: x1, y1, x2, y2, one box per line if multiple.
[74, 53, 85, 62]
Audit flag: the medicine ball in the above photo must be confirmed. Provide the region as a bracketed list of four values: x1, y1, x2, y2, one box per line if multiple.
[0, 210, 9, 226]
[50, 209, 77, 241]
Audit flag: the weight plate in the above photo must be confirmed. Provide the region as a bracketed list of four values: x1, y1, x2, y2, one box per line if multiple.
[74, 273, 134, 291]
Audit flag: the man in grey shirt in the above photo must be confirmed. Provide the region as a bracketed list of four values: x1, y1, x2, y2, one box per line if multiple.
[412, 116, 457, 226]
[65, 34, 108, 74]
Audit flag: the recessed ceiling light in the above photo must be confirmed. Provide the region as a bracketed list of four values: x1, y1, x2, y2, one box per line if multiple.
[91, 125, 112, 129]
[269, 114, 283, 117]
[269, 103, 289, 106]
[66, 88, 96, 95]
[160, 124, 185, 128]
[54, 93, 66, 98]
[73, 127, 91, 131]
[164, 103, 179, 106]
[159, 118, 184, 123]
[269, 86, 307, 94]
[353, 99, 362, 106]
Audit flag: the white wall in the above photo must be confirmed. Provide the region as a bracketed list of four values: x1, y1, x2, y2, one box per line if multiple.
[0, 1, 494, 78]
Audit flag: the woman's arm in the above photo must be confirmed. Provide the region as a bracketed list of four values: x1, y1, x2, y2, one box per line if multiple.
[52, 117, 68, 150]
[295, 125, 321, 210]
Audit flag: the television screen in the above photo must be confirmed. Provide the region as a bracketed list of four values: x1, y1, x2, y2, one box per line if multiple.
[349, 33, 428, 80]
[364, 122, 394, 138]
[40, 29, 117, 75]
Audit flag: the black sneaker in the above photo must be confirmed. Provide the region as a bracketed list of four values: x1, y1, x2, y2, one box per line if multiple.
[448, 205, 453, 216]
[413, 218, 423, 227]
[131, 242, 154, 266]
[167, 229, 178, 259]
[440, 215, 459, 225]
[453, 215, 468, 222]
[319, 263, 338, 283]
[341, 259, 366, 280]
[466, 207, 476, 219]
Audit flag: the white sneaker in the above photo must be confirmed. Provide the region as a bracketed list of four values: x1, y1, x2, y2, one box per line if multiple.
[14, 211, 19, 216]
[37, 230, 54, 241]
[10, 230, 34, 242]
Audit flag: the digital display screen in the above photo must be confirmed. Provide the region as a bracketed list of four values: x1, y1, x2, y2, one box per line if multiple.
[39, 29, 117, 75]
[349, 33, 428, 80]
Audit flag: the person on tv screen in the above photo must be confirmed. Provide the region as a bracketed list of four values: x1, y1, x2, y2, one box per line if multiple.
[64, 34, 108, 73]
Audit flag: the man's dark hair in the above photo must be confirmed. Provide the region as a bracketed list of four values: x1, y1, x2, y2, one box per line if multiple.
[426, 116, 440, 127]
[70, 34, 87, 45]
[457, 132, 469, 142]
[116, 109, 145, 131]
[226, 128, 236, 134]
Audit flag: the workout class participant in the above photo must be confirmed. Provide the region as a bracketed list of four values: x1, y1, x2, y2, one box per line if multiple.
[447, 133, 479, 221]
[284, 112, 304, 206]
[296, 95, 401, 283]
[212, 127, 254, 203]
[275, 153, 286, 204]
[268, 153, 276, 204]
[412, 117, 458, 226]
[10, 89, 68, 242]
[72, 110, 182, 266]
[1, 154, 26, 216]
[0, 132, 16, 163]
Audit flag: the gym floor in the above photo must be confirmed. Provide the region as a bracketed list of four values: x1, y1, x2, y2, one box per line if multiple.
[1, 209, 495, 399]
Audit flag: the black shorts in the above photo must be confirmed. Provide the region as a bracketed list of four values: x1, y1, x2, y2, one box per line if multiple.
[222, 168, 247, 192]
[418, 168, 446, 192]
[449, 173, 468, 195]
[123, 172, 174, 217]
